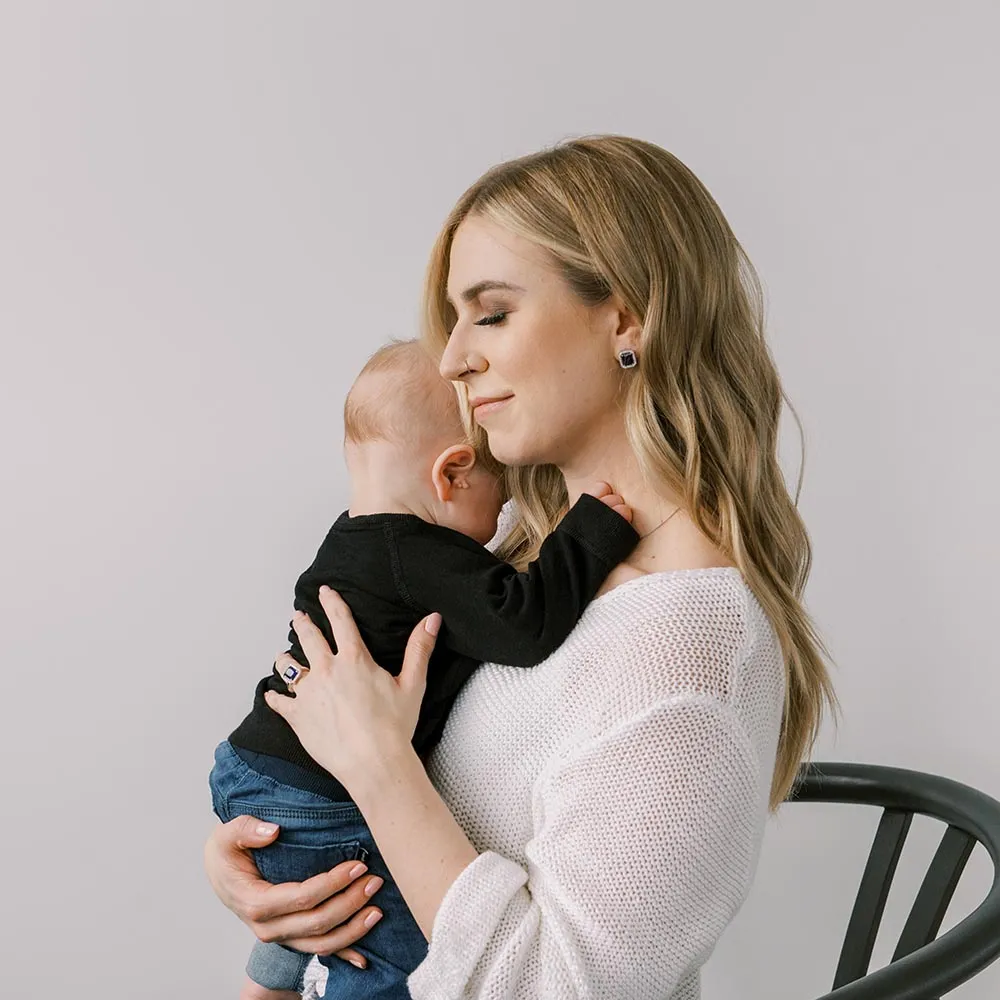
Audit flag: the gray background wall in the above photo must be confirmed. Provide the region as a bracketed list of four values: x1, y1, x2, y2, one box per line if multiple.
[1, 2, 997, 997]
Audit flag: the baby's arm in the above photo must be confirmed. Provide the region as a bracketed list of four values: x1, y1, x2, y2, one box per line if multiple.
[393, 487, 639, 667]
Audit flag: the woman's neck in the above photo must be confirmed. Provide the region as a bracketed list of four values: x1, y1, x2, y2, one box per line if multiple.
[559, 433, 736, 575]
[558, 435, 683, 539]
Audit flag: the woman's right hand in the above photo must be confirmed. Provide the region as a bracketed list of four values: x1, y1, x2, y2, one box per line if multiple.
[204, 814, 385, 969]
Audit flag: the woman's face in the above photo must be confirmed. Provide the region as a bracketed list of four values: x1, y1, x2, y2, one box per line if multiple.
[439, 215, 631, 469]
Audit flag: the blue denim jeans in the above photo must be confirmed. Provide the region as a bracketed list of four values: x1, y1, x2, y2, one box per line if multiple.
[209, 741, 428, 998]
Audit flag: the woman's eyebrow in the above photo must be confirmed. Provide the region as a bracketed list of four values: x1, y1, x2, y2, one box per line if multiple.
[447, 279, 525, 306]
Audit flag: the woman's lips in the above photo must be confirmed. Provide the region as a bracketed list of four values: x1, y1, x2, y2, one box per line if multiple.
[472, 396, 513, 421]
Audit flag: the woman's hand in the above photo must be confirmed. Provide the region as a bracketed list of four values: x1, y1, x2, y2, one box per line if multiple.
[204, 814, 385, 968]
[265, 586, 441, 793]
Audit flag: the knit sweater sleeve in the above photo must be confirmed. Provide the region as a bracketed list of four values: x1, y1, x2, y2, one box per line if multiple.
[406, 692, 770, 999]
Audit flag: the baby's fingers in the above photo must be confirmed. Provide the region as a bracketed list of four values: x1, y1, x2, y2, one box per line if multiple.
[613, 503, 633, 523]
[583, 481, 613, 500]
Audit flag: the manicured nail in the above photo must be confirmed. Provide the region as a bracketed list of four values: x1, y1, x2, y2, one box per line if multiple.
[364, 876, 384, 897]
[425, 612, 442, 636]
[350, 958, 366, 969]
[256, 823, 277, 836]
[363, 909, 383, 928]
[348, 863, 367, 879]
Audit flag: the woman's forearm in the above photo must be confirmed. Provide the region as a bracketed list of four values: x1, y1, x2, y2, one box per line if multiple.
[351, 741, 479, 940]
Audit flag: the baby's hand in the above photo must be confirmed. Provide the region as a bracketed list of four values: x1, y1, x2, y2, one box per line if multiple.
[583, 481, 633, 523]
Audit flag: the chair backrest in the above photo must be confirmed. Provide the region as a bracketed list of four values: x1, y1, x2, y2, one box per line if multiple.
[786, 762, 1000, 999]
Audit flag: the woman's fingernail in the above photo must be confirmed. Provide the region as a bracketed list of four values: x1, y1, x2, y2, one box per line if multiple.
[256, 823, 277, 836]
[424, 612, 442, 636]
[363, 909, 383, 928]
[364, 876, 384, 897]
[350, 958, 366, 969]
[348, 863, 367, 879]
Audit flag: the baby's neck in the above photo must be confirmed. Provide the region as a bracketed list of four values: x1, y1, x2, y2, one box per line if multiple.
[347, 480, 433, 522]
[345, 442, 435, 521]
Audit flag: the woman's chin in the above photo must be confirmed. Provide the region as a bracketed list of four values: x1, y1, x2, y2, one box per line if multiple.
[485, 427, 551, 468]
[487, 439, 528, 467]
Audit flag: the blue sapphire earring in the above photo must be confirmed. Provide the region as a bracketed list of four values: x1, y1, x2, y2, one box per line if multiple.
[618, 349, 638, 369]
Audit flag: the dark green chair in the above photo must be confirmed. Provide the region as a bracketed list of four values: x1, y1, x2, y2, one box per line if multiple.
[787, 762, 1000, 998]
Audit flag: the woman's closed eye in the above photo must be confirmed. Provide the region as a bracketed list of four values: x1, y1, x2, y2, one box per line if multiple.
[474, 310, 507, 327]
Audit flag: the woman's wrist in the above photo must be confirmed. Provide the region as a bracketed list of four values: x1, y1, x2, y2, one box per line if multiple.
[348, 736, 421, 812]
[346, 736, 479, 939]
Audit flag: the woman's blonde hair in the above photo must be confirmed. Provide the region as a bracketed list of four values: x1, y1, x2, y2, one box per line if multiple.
[420, 135, 838, 810]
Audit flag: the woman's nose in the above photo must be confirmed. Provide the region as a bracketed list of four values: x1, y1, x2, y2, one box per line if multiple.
[438, 329, 461, 380]
[440, 329, 478, 380]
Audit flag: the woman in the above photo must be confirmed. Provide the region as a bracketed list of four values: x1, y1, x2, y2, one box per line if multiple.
[205, 134, 837, 998]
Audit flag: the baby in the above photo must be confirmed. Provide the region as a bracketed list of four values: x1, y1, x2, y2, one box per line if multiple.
[209, 339, 639, 1000]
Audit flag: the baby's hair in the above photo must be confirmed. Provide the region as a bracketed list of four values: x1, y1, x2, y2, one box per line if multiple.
[343, 338, 465, 449]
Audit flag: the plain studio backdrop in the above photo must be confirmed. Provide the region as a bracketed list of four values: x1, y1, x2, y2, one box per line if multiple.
[1, 2, 997, 997]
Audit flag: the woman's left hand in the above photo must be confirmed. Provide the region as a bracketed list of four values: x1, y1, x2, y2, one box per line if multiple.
[265, 586, 441, 792]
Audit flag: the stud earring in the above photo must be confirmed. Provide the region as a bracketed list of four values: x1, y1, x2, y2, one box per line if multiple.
[618, 349, 638, 369]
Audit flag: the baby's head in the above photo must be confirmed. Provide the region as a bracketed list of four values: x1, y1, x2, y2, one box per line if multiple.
[343, 340, 505, 544]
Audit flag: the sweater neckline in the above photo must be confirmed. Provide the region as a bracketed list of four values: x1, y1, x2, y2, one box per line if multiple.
[587, 565, 745, 612]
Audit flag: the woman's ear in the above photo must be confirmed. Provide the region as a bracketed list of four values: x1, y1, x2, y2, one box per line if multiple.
[608, 294, 643, 355]
[431, 444, 478, 502]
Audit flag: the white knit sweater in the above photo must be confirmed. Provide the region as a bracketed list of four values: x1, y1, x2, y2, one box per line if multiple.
[303, 522, 786, 1000]
[403, 559, 786, 1000]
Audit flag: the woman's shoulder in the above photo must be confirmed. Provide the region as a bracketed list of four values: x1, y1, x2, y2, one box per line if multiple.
[585, 566, 763, 651]
[616, 506, 737, 578]
[491, 501, 781, 708]
[565, 567, 782, 719]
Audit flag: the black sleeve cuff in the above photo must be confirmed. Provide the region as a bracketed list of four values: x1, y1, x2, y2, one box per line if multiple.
[556, 492, 641, 567]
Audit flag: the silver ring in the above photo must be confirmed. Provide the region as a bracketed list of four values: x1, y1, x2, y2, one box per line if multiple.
[280, 661, 309, 687]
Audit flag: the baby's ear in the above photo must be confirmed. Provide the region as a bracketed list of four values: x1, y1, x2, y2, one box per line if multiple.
[431, 444, 478, 502]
